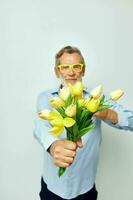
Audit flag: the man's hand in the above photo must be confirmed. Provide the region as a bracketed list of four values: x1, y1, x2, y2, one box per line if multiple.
[49, 139, 83, 168]
[94, 109, 118, 124]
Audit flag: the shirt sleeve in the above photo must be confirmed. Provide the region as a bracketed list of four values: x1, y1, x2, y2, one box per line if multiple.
[103, 101, 133, 131]
[33, 92, 58, 151]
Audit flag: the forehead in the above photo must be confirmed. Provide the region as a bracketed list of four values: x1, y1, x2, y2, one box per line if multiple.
[59, 53, 82, 64]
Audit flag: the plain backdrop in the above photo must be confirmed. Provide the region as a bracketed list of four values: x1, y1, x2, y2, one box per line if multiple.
[0, 0, 133, 200]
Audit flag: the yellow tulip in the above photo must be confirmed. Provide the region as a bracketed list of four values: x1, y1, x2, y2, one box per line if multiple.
[38, 109, 51, 120]
[49, 118, 75, 137]
[50, 115, 75, 128]
[78, 99, 87, 107]
[68, 81, 83, 97]
[90, 85, 103, 99]
[48, 126, 64, 137]
[49, 116, 76, 137]
[38, 109, 62, 120]
[50, 118, 64, 127]
[49, 97, 65, 108]
[39, 109, 76, 137]
[59, 87, 70, 101]
[110, 89, 124, 101]
[63, 117, 76, 127]
[65, 104, 76, 117]
[87, 99, 100, 113]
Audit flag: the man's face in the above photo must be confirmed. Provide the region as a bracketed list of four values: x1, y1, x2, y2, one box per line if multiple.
[55, 52, 85, 85]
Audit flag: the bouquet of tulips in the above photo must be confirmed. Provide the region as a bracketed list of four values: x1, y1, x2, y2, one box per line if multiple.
[38, 82, 124, 177]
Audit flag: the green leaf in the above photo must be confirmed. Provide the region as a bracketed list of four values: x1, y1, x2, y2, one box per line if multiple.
[76, 107, 82, 121]
[80, 119, 92, 130]
[97, 105, 113, 111]
[56, 108, 66, 117]
[73, 96, 78, 105]
[80, 108, 88, 120]
[100, 95, 105, 104]
[75, 123, 95, 140]
[78, 109, 92, 130]
[66, 127, 73, 141]
[58, 167, 66, 177]
[65, 94, 72, 108]
[72, 123, 79, 141]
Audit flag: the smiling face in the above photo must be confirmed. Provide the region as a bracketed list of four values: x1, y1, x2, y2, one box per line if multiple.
[54, 52, 85, 85]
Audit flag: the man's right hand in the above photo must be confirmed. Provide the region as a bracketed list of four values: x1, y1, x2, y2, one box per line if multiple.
[49, 139, 83, 168]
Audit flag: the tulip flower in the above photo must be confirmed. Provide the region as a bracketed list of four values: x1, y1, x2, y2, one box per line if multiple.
[90, 85, 103, 99]
[86, 99, 100, 113]
[38, 109, 67, 120]
[48, 126, 64, 137]
[65, 104, 76, 117]
[71, 81, 84, 96]
[78, 99, 88, 107]
[38, 109, 76, 137]
[38, 109, 53, 120]
[59, 87, 70, 101]
[49, 115, 76, 137]
[110, 89, 124, 101]
[50, 97, 65, 108]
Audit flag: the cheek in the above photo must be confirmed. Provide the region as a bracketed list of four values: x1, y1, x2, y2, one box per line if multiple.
[59, 72, 66, 79]
[76, 72, 83, 78]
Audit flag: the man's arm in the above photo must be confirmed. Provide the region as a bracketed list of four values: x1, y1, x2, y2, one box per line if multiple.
[33, 91, 82, 167]
[33, 91, 58, 150]
[94, 102, 133, 131]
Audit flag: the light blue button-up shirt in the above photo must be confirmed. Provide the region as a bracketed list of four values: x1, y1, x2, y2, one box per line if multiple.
[34, 86, 133, 199]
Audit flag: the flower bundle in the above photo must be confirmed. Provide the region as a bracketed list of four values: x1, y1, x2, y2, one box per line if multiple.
[38, 82, 124, 177]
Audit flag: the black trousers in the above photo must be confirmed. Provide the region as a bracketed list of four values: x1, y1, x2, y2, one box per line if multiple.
[39, 177, 98, 200]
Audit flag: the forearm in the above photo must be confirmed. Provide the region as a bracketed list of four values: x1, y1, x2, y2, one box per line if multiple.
[33, 118, 58, 151]
[104, 104, 133, 131]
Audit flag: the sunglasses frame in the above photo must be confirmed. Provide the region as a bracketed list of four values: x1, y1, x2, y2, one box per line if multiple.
[57, 63, 84, 72]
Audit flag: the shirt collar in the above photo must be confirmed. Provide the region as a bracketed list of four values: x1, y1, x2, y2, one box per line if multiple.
[50, 85, 89, 95]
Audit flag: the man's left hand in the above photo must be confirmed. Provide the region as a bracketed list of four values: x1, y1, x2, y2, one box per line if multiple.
[94, 109, 118, 124]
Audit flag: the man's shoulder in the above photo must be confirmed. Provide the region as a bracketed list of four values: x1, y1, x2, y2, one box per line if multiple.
[36, 87, 59, 111]
[38, 87, 59, 99]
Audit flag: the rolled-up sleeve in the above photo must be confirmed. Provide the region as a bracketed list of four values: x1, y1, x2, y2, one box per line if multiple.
[103, 102, 133, 131]
[33, 91, 58, 151]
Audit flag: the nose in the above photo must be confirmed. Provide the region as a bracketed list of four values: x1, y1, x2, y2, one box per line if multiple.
[68, 68, 75, 75]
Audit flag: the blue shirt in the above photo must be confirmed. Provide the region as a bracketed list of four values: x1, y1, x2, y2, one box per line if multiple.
[34, 86, 133, 199]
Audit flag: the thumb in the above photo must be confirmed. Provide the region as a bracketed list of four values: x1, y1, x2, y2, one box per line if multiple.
[94, 111, 101, 117]
[76, 138, 83, 148]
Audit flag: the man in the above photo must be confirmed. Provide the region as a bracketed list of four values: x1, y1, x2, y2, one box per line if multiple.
[34, 46, 133, 200]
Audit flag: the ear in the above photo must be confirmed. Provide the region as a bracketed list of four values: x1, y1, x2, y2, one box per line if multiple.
[82, 71, 85, 77]
[81, 68, 85, 77]
[54, 67, 60, 78]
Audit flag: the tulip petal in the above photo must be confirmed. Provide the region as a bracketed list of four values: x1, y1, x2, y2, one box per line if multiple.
[49, 112, 63, 120]
[50, 119, 64, 127]
[50, 97, 65, 108]
[59, 87, 70, 101]
[90, 85, 103, 99]
[110, 89, 124, 101]
[48, 126, 64, 137]
[63, 117, 76, 127]
[87, 99, 100, 113]
[38, 109, 51, 120]
[72, 81, 84, 96]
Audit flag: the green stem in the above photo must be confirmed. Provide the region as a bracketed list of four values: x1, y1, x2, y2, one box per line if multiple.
[58, 129, 73, 177]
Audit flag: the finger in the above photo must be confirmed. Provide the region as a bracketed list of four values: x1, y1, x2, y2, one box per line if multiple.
[62, 149, 76, 157]
[94, 111, 101, 117]
[60, 156, 74, 164]
[76, 139, 83, 148]
[94, 110, 108, 119]
[54, 161, 69, 168]
[64, 140, 77, 150]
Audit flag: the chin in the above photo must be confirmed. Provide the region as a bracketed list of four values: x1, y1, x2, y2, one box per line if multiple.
[66, 79, 78, 85]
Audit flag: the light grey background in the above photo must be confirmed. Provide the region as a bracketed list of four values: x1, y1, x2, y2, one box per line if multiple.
[0, 0, 133, 199]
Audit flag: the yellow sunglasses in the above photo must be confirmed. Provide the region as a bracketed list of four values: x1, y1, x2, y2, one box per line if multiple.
[57, 63, 84, 72]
